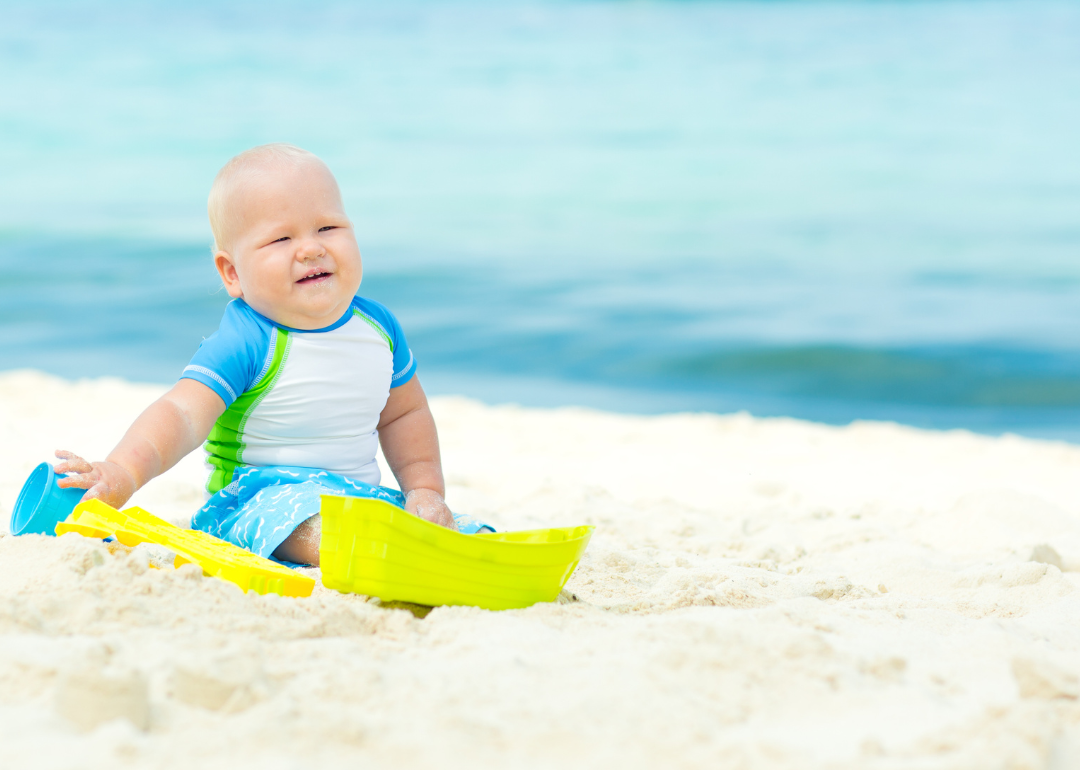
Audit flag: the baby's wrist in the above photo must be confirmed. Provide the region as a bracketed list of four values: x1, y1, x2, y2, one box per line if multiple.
[101, 459, 139, 493]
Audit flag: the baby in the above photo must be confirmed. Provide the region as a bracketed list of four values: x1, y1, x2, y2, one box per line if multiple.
[55, 143, 490, 566]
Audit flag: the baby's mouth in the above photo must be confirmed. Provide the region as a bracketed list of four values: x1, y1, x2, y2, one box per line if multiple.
[297, 269, 332, 284]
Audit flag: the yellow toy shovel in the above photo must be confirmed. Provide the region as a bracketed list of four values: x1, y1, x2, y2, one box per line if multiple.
[56, 499, 315, 597]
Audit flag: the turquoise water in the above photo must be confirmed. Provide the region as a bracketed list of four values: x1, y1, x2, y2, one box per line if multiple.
[2, 1, 1080, 438]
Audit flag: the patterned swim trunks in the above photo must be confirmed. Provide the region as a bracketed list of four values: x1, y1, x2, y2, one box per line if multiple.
[192, 465, 495, 563]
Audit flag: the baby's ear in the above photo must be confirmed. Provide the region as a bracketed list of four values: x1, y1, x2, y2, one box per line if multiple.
[213, 251, 244, 298]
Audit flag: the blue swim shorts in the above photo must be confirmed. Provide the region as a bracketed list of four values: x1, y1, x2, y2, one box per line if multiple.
[191, 465, 495, 563]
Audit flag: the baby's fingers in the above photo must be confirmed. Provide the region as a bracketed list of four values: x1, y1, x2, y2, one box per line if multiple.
[56, 471, 98, 490]
[54, 451, 100, 490]
[423, 505, 458, 531]
[54, 450, 93, 475]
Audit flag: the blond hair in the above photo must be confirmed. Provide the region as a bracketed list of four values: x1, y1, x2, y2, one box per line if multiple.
[207, 143, 323, 252]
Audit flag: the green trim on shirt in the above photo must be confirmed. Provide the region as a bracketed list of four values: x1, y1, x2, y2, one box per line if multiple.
[203, 327, 292, 494]
[353, 308, 393, 352]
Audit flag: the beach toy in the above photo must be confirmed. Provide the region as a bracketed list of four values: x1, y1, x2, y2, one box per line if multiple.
[319, 495, 593, 611]
[9, 462, 86, 536]
[56, 499, 315, 597]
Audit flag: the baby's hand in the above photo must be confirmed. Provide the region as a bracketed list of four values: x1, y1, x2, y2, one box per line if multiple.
[405, 488, 458, 532]
[53, 450, 137, 509]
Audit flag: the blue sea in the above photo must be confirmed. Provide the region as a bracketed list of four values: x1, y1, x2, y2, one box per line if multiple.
[2, 0, 1079, 440]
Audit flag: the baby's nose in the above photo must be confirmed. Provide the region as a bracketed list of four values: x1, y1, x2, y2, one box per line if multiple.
[296, 238, 325, 260]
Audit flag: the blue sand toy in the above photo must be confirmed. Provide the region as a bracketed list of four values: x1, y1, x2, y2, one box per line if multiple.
[9, 462, 85, 536]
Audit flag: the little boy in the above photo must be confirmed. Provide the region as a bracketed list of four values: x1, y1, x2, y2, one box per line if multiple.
[55, 143, 490, 566]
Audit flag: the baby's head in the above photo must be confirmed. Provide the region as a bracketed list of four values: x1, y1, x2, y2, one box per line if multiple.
[208, 144, 362, 330]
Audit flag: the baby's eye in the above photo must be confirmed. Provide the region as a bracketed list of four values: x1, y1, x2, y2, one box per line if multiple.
[271, 236, 290, 244]
[318, 226, 337, 232]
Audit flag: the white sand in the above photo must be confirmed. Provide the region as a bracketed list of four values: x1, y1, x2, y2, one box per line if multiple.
[3, 370, 1080, 769]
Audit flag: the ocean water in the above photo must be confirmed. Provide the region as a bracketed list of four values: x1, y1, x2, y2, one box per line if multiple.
[2, 0, 1080, 439]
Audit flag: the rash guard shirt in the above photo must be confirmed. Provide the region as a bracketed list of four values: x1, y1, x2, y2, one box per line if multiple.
[180, 296, 417, 494]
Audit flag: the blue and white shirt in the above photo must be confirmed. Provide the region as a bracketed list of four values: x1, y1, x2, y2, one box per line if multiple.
[181, 297, 417, 495]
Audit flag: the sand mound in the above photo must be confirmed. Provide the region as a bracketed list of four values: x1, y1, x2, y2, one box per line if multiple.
[3, 370, 1080, 769]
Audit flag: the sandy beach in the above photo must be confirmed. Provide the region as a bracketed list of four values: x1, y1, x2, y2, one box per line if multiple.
[2, 369, 1080, 769]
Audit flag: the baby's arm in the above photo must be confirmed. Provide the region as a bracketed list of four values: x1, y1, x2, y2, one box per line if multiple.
[55, 379, 225, 508]
[377, 376, 456, 531]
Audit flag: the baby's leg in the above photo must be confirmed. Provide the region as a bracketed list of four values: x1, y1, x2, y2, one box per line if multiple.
[272, 514, 321, 566]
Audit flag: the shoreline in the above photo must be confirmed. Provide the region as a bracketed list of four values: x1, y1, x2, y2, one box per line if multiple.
[3, 369, 1080, 767]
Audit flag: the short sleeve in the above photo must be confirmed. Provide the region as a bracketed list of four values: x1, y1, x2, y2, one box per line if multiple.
[352, 297, 417, 388]
[180, 300, 273, 407]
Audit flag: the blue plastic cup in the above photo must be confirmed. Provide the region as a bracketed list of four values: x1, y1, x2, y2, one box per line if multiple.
[9, 462, 86, 536]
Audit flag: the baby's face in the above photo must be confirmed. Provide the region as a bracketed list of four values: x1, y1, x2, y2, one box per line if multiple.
[214, 159, 363, 330]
